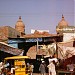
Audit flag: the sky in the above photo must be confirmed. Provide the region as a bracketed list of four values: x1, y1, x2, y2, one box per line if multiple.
[0, 0, 74, 34]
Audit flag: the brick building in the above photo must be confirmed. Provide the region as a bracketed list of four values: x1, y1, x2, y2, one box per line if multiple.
[0, 26, 20, 42]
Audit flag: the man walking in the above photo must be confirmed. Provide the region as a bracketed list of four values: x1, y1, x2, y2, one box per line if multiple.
[39, 61, 46, 75]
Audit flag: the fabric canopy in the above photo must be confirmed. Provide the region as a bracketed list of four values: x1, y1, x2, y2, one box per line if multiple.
[57, 42, 75, 59]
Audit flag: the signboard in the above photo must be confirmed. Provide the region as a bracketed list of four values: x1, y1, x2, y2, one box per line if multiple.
[31, 29, 49, 33]
[15, 61, 25, 65]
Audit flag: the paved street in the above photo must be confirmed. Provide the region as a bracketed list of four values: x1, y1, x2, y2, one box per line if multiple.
[33, 73, 48, 75]
[33, 73, 40, 75]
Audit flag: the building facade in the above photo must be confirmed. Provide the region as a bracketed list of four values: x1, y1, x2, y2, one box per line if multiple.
[0, 26, 20, 42]
[56, 15, 75, 42]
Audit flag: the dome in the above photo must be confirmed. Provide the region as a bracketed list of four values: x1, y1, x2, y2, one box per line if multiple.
[15, 16, 25, 33]
[58, 15, 68, 27]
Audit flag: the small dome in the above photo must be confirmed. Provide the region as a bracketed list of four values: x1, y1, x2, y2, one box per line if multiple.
[15, 16, 25, 33]
[58, 15, 68, 27]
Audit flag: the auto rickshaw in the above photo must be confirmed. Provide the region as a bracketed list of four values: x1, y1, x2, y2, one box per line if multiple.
[4, 56, 30, 75]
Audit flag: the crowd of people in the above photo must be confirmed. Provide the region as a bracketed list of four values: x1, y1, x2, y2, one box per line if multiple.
[0, 62, 34, 75]
[0, 61, 10, 75]
[27, 63, 34, 75]
[0, 54, 75, 75]
[39, 54, 58, 75]
[39, 54, 75, 75]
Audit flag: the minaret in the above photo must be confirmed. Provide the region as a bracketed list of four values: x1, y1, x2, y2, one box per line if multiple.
[15, 16, 25, 34]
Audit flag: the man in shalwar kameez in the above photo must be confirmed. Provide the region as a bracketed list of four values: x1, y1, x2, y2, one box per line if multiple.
[47, 58, 58, 75]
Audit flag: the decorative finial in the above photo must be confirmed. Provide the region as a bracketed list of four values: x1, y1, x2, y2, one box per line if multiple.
[62, 14, 64, 18]
[62, 14, 65, 21]
[19, 16, 21, 19]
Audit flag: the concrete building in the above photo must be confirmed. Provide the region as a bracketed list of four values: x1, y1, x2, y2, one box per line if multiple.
[56, 15, 75, 43]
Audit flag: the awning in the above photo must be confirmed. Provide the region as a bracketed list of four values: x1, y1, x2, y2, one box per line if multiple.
[4, 56, 30, 60]
[0, 42, 24, 55]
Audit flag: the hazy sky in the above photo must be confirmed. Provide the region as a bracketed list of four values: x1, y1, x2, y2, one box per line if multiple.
[0, 0, 74, 34]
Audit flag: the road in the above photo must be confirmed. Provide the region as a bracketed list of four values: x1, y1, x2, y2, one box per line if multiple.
[33, 73, 48, 75]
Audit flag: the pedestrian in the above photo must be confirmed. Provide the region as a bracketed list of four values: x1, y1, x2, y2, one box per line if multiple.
[0, 61, 5, 75]
[10, 65, 15, 75]
[47, 57, 58, 75]
[39, 61, 46, 75]
[67, 61, 75, 71]
[0, 62, 3, 75]
[29, 63, 34, 75]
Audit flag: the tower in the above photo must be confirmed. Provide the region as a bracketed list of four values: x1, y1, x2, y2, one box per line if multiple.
[15, 16, 25, 35]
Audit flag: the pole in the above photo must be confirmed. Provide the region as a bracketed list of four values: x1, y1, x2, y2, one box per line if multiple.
[36, 38, 38, 54]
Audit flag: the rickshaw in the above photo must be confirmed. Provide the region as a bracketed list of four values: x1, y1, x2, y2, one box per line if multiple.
[4, 56, 30, 75]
